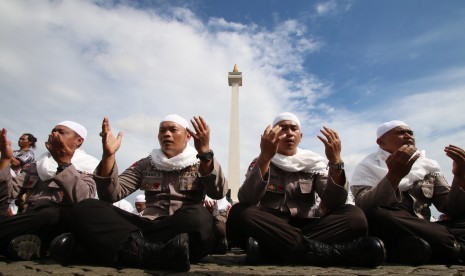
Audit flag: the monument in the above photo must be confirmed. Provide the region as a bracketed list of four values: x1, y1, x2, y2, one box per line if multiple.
[227, 64, 242, 202]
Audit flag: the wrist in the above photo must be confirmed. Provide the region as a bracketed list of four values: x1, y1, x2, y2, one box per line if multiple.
[197, 149, 214, 162]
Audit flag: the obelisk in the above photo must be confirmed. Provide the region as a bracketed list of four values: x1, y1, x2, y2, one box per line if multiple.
[228, 64, 242, 202]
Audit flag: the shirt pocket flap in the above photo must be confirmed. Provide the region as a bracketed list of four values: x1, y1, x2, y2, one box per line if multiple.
[141, 176, 163, 191]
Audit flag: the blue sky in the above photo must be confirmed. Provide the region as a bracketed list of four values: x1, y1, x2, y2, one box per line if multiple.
[1, 0, 464, 209]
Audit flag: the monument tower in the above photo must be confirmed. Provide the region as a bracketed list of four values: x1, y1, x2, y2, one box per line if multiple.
[228, 64, 242, 202]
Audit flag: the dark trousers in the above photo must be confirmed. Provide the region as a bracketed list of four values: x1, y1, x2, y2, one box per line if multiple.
[0, 204, 71, 255]
[226, 203, 368, 259]
[70, 198, 217, 264]
[365, 206, 465, 263]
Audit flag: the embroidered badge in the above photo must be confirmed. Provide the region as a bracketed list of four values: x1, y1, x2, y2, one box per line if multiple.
[267, 183, 276, 191]
[248, 161, 256, 172]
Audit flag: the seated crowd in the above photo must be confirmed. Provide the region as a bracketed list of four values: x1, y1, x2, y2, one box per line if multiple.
[0, 113, 464, 271]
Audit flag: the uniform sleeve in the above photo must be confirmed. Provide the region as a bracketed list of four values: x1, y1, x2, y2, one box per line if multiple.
[434, 174, 465, 218]
[201, 158, 228, 200]
[0, 166, 25, 201]
[351, 177, 401, 212]
[317, 172, 349, 211]
[238, 159, 269, 205]
[94, 159, 145, 203]
[53, 165, 97, 203]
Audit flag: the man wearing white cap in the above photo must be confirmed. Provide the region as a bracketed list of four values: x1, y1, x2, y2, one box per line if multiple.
[351, 120, 465, 265]
[227, 112, 385, 267]
[0, 121, 98, 260]
[132, 194, 146, 216]
[50, 115, 227, 271]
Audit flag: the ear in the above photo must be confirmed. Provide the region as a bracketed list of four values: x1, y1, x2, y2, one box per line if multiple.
[376, 137, 383, 147]
[185, 130, 192, 142]
[75, 137, 84, 148]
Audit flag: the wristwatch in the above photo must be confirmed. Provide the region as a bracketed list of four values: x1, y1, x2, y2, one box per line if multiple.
[327, 162, 344, 170]
[196, 150, 214, 161]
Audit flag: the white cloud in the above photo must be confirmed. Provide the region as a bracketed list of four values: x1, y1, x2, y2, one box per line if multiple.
[315, 0, 338, 15]
[0, 0, 325, 194]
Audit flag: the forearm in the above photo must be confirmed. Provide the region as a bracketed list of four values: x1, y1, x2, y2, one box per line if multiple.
[98, 154, 116, 177]
[352, 177, 400, 211]
[198, 159, 214, 176]
[257, 155, 271, 180]
[238, 163, 268, 204]
[54, 166, 97, 202]
[10, 157, 20, 167]
[0, 158, 10, 170]
[202, 159, 228, 199]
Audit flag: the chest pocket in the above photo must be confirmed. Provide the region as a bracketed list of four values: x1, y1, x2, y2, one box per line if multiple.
[23, 175, 40, 189]
[141, 176, 163, 192]
[180, 176, 201, 191]
[299, 179, 316, 204]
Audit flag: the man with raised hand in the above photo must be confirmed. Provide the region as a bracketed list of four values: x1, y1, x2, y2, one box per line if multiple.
[351, 120, 465, 265]
[0, 121, 98, 260]
[50, 114, 227, 272]
[227, 112, 385, 267]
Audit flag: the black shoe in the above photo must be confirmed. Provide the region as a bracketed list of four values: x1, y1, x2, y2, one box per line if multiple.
[300, 236, 386, 267]
[49, 233, 82, 265]
[118, 231, 190, 271]
[245, 237, 261, 265]
[210, 237, 228, 255]
[388, 236, 431, 266]
[8, 234, 41, 260]
[333, 236, 386, 267]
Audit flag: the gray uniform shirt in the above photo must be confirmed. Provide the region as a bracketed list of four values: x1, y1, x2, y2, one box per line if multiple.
[0, 164, 97, 209]
[94, 156, 228, 220]
[351, 153, 465, 220]
[238, 158, 348, 219]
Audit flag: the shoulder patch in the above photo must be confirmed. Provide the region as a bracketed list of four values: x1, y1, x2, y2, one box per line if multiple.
[247, 161, 256, 172]
[129, 160, 142, 169]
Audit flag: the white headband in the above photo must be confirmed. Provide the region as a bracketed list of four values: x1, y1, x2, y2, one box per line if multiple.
[376, 120, 409, 138]
[272, 112, 301, 128]
[135, 194, 146, 203]
[161, 114, 189, 129]
[57, 121, 87, 140]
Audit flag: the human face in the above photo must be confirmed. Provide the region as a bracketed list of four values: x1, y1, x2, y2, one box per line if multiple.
[50, 125, 83, 150]
[18, 135, 30, 149]
[276, 120, 302, 156]
[135, 202, 146, 213]
[158, 121, 190, 158]
[377, 126, 415, 154]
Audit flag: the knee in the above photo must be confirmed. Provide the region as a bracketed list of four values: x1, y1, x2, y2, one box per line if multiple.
[182, 205, 215, 231]
[32, 206, 61, 226]
[340, 205, 368, 235]
[72, 199, 102, 215]
[227, 203, 256, 226]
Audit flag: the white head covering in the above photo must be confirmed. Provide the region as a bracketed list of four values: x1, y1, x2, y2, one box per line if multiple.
[161, 114, 189, 129]
[272, 112, 301, 128]
[376, 120, 409, 138]
[57, 121, 87, 140]
[135, 194, 146, 203]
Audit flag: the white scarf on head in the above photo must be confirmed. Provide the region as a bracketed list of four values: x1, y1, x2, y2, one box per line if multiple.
[150, 145, 199, 171]
[271, 148, 327, 174]
[351, 148, 442, 192]
[36, 149, 100, 181]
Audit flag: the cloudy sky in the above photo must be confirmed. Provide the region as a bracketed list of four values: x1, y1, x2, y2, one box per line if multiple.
[1, 0, 464, 207]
